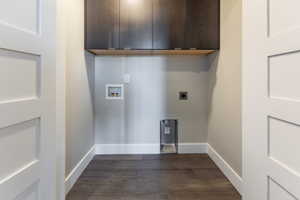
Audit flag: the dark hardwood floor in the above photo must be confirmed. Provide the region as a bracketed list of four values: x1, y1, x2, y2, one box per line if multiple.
[67, 154, 241, 200]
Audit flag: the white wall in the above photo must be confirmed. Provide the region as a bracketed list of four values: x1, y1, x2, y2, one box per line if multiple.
[65, 0, 95, 176]
[207, 0, 242, 176]
[95, 56, 209, 147]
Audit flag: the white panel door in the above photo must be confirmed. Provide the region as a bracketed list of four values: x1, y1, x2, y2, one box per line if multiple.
[243, 0, 300, 199]
[0, 0, 57, 200]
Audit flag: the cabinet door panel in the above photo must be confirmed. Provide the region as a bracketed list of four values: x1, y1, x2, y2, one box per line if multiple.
[85, 0, 119, 49]
[153, 0, 186, 49]
[185, 0, 220, 49]
[120, 0, 153, 50]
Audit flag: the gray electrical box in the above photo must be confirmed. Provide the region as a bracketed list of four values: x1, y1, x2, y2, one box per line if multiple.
[179, 91, 188, 100]
[160, 120, 178, 154]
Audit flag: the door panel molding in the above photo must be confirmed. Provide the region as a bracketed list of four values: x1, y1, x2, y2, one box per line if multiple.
[0, 0, 57, 199]
[243, 0, 300, 199]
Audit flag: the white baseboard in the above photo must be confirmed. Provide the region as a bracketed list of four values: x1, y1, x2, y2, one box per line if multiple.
[207, 144, 243, 195]
[95, 144, 160, 155]
[95, 143, 208, 155]
[178, 143, 208, 154]
[65, 146, 95, 195]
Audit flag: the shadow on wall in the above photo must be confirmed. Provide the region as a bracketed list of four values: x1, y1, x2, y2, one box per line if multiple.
[207, 52, 219, 115]
[163, 56, 210, 73]
[85, 51, 96, 110]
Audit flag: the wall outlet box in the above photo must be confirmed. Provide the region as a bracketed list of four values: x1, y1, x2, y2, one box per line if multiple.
[106, 84, 124, 99]
[123, 74, 131, 83]
[179, 92, 188, 100]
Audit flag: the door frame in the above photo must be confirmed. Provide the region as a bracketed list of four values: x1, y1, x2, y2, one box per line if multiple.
[241, 0, 245, 198]
[242, 0, 255, 198]
[54, 0, 67, 198]
[56, 0, 67, 199]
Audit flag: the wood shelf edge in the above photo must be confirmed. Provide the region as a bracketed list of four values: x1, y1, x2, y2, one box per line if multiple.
[87, 49, 217, 55]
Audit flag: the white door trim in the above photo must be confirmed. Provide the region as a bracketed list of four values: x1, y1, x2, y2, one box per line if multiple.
[56, 0, 67, 198]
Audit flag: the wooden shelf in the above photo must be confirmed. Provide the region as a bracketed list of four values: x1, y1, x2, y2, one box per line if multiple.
[87, 49, 216, 56]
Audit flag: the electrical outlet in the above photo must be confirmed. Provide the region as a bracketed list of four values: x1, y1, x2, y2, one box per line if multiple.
[179, 92, 188, 100]
[123, 74, 130, 83]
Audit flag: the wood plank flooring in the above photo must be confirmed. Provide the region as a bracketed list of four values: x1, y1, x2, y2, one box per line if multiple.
[67, 154, 241, 200]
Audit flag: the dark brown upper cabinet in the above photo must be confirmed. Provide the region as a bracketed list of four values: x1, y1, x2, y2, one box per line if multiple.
[85, 0, 220, 53]
[119, 0, 153, 50]
[153, 0, 186, 50]
[185, 0, 220, 49]
[85, 0, 120, 49]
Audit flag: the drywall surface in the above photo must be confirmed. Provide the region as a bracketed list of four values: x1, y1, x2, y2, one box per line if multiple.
[65, 0, 95, 176]
[95, 56, 209, 145]
[207, 0, 242, 176]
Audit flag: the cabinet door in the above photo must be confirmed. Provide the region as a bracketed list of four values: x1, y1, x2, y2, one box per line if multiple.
[120, 0, 153, 50]
[185, 0, 220, 49]
[85, 0, 119, 49]
[153, 0, 186, 50]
